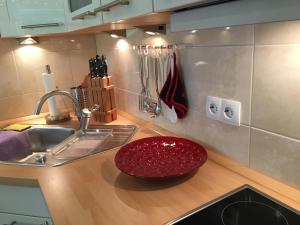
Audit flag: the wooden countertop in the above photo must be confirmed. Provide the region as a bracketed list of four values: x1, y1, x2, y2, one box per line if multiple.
[1, 112, 300, 225]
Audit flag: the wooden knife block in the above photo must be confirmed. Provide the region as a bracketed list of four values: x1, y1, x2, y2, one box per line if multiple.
[85, 75, 117, 123]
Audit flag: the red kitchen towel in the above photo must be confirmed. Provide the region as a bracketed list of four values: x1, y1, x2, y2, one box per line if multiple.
[159, 67, 173, 108]
[159, 53, 188, 119]
[170, 53, 188, 118]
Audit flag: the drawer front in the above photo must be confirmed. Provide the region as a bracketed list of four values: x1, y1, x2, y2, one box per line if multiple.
[0, 212, 52, 225]
[101, 0, 153, 23]
[0, 185, 51, 218]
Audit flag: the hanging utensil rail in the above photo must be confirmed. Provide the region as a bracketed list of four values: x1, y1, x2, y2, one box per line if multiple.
[133, 44, 177, 50]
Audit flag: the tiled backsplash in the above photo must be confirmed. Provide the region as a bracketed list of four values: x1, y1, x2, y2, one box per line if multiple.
[95, 20, 300, 188]
[0, 35, 96, 120]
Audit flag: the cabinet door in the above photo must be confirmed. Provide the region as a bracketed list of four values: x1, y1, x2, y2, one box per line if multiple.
[0, 185, 51, 218]
[101, 0, 153, 23]
[0, 212, 52, 225]
[6, 0, 66, 36]
[64, 0, 103, 31]
[0, 0, 8, 35]
[154, 0, 220, 12]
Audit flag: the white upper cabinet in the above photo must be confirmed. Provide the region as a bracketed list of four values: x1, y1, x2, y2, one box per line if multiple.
[0, 0, 10, 36]
[99, 0, 153, 24]
[154, 0, 229, 12]
[6, 0, 67, 36]
[171, 0, 300, 32]
[65, 0, 103, 31]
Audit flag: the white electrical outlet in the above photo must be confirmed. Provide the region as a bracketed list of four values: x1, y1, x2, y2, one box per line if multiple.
[220, 99, 241, 126]
[206, 96, 222, 120]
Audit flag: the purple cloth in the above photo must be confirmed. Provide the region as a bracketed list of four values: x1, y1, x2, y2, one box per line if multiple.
[0, 131, 31, 160]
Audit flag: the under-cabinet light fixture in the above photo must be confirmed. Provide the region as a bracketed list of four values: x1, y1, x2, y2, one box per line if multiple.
[16, 37, 39, 45]
[136, 25, 166, 36]
[112, 19, 124, 24]
[106, 30, 127, 39]
[190, 30, 198, 34]
[110, 34, 120, 38]
[226, 26, 231, 30]
[145, 31, 156, 36]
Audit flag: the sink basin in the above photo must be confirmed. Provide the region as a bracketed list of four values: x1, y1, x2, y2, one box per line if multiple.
[27, 127, 75, 153]
[1, 127, 75, 162]
[0, 125, 136, 167]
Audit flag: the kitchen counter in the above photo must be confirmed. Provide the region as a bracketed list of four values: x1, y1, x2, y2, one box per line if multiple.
[0, 111, 300, 225]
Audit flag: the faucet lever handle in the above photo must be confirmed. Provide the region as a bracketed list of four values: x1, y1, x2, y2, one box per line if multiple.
[81, 104, 100, 118]
[80, 104, 100, 130]
[89, 104, 100, 113]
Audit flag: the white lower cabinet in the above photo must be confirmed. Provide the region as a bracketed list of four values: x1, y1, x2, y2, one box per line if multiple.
[0, 213, 52, 225]
[0, 185, 53, 225]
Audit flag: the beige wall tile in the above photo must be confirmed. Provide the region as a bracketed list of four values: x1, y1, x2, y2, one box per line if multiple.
[69, 48, 97, 87]
[11, 35, 96, 52]
[14, 46, 47, 94]
[0, 34, 96, 120]
[117, 89, 250, 165]
[0, 93, 40, 120]
[168, 25, 254, 46]
[255, 20, 300, 45]
[97, 33, 253, 125]
[0, 51, 22, 98]
[14, 49, 74, 93]
[250, 128, 300, 188]
[95, 20, 300, 187]
[112, 49, 141, 93]
[180, 46, 253, 125]
[252, 45, 300, 139]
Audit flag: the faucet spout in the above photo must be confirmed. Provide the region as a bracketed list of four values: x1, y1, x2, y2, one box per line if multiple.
[34, 90, 82, 121]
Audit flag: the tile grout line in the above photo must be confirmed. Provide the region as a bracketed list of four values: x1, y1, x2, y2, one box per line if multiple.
[118, 87, 300, 142]
[255, 43, 300, 47]
[251, 127, 300, 143]
[10, 40, 23, 95]
[248, 24, 256, 167]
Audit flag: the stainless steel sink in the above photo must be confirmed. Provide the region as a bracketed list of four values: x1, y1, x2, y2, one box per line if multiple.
[27, 127, 76, 152]
[1, 125, 136, 167]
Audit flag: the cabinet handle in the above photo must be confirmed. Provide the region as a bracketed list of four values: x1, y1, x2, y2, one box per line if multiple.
[72, 11, 96, 20]
[3, 221, 49, 225]
[94, 0, 130, 13]
[21, 23, 62, 29]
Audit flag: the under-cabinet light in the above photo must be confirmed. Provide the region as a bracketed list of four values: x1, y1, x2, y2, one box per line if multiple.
[145, 31, 156, 36]
[135, 25, 166, 36]
[110, 34, 120, 38]
[107, 29, 127, 39]
[16, 37, 39, 45]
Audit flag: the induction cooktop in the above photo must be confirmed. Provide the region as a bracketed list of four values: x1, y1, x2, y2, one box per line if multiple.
[166, 185, 300, 225]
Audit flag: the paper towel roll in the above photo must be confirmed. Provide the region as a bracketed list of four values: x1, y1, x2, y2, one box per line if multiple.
[42, 70, 59, 117]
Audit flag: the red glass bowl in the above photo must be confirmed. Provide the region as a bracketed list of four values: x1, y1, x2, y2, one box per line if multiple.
[115, 136, 208, 179]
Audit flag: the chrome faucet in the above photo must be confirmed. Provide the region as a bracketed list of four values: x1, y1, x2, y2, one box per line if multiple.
[34, 90, 100, 130]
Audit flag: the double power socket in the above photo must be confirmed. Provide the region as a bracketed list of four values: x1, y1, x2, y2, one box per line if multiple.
[206, 96, 241, 126]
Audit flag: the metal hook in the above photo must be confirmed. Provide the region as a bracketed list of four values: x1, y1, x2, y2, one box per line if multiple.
[143, 45, 149, 55]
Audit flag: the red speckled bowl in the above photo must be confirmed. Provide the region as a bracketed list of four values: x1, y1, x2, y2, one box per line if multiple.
[115, 136, 208, 179]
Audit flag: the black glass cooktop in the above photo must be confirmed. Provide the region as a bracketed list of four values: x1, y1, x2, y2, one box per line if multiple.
[166, 185, 300, 225]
